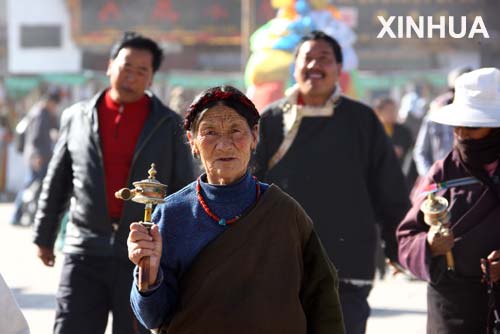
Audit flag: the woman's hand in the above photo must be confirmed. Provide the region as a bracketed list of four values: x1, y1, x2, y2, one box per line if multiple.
[482, 250, 500, 283]
[127, 223, 163, 285]
[427, 225, 454, 257]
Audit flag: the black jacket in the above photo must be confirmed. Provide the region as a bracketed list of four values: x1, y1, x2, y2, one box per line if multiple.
[33, 91, 195, 259]
[254, 96, 410, 280]
[23, 104, 59, 171]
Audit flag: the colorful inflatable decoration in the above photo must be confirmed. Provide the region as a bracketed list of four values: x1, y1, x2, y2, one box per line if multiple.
[245, 0, 358, 112]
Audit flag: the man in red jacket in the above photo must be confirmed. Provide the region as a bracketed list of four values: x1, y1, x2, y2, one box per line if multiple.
[33, 32, 194, 334]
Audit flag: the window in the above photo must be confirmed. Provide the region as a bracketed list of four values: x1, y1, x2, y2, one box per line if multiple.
[20, 25, 62, 48]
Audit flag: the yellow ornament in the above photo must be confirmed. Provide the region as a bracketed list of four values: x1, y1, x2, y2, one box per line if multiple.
[276, 6, 297, 19]
[245, 49, 294, 86]
[271, 0, 294, 9]
[310, 0, 330, 10]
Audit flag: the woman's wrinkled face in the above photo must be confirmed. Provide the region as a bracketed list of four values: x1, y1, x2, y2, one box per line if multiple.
[454, 126, 492, 140]
[188, 105, 258, 185]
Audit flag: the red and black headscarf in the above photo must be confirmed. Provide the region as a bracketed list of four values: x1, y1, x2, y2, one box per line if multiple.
[184, 85, 260, 131]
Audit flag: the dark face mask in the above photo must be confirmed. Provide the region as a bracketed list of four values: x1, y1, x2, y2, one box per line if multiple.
[455, 129, 500, 169]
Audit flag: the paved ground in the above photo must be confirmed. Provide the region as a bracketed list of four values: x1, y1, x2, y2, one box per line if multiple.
[0, 202, 427, 334]
[367, 275, 427, 333]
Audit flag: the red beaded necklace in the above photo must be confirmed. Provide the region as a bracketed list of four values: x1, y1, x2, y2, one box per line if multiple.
[196, 176, 261, 226]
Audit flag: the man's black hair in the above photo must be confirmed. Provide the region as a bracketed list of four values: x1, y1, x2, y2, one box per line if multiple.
[45, 87, 62, 104]
[109, 31, 164, 72]
[294, 30, 343, 64]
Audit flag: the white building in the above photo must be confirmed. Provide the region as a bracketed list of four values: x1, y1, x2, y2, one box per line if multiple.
[7, 0, 81, 74]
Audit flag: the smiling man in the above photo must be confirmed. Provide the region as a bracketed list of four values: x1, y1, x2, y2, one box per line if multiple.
[32, 32, 194, 334]
[255, 30, 410, 334]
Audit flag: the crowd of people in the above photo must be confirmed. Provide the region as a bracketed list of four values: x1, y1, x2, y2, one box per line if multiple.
[2, 28, 500, 334]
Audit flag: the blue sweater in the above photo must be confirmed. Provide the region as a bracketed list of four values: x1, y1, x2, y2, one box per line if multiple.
[131, 171, 268, 328]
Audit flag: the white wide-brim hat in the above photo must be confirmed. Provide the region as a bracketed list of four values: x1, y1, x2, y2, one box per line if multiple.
[429, 67, 500, 127]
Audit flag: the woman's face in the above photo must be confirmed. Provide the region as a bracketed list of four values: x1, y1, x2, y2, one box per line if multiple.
[454, 127, 492, 140]
[188, 104, 258, 185]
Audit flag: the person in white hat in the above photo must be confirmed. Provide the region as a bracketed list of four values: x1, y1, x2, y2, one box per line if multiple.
[397, 67, 500, 334]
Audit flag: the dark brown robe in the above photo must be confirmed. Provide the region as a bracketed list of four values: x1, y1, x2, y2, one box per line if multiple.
[161, 185, 344, 334]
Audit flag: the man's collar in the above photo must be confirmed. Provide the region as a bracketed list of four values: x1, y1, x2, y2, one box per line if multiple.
[280, 84, 342, 135]
[284, 84, 341, 107]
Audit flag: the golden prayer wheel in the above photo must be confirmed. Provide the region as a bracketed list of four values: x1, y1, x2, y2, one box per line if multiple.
[420, 193, 454, 271]
[115, 163, 167, 291]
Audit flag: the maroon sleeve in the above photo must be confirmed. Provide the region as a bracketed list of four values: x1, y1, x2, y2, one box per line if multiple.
[396, 161, 444, 281]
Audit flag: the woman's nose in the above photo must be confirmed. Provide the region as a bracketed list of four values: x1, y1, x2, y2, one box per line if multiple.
[216, 133, 233, 148]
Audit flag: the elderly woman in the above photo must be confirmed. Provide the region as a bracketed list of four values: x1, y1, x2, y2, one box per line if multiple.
[397, 68, 500, 334]
[127, 86, 344, 333]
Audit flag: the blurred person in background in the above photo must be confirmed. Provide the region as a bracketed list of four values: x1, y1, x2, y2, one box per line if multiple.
[0, 113, 12, 201]
[32, 32, 194, 334]
[254, 30, 410, 334]
[373, 96, 414, 279]
[9, 88, 61, 226]
[397, 68, 500, 334]
[167, 86, 189, 117]
[373, 97, 414, 179]
[398, 82, 429, 139]
[413, 66, 473, 178]
[168, 87, 204, 176]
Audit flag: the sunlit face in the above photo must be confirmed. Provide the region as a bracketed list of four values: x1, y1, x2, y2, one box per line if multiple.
[454, 127, 492, 140]
[293, 39, 342, 105]
[106, 47, 154, 103]
[187, 105, 258, 185]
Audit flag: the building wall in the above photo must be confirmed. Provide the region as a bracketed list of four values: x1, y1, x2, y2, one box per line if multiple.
[480, 0, 500, 68]
[7, 0, 81, 74]
[0, 0, 7, 76]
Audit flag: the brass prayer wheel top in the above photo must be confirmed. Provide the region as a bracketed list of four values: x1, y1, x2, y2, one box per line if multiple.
[115, 163, 167, 205]
[420, 193, 449, 226]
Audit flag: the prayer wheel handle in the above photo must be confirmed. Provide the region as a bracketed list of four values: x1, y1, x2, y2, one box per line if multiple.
[115, 163, 167, 291]
[420, 193, 455, 271]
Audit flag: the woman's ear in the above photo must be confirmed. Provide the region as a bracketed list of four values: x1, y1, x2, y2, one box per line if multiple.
[186, 131, 194, 149]
[186, 131, 199, 157]
[251, 124, 259, 151]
